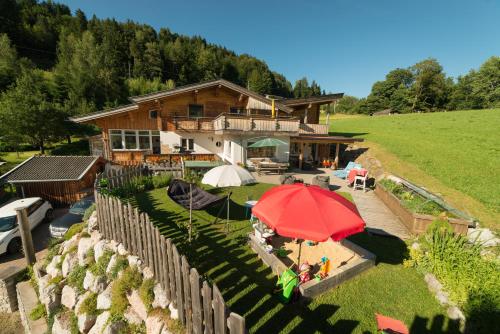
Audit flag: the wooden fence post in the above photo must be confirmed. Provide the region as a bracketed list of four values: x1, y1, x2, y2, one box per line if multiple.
[227, 313, 246, 334]
[15, 207, 36, 266]
[212, 284, 227, 334]
[182, 256, 193, 333]
[202, 281, 214, 334]
[190, 268, 203, 334]
[167, 239, 176, 310]
[160, 235, 171, 302]
[173, 244, 185, 324]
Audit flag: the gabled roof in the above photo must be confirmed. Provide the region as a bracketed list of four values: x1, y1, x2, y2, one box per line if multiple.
[0, 156, 100, 183]
[71, 79, 293, 123]
[281, 93, 344, 107]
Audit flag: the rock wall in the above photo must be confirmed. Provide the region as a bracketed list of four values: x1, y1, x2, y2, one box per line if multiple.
[0, 266, 24, 313]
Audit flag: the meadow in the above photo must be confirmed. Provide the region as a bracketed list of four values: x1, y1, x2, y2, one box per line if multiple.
[328, 109, 500, 230]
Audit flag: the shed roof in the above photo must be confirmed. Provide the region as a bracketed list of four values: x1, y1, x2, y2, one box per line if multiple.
[0, 156, 100, 183]
[280, 93, 344, 107]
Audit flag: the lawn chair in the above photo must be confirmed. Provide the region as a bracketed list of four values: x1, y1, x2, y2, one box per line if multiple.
[274, 269, 299, 303]
[375, 314, 409, 334]
[332, 161, 362, 179]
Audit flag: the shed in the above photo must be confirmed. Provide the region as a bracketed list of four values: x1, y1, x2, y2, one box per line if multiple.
[0, 156, 105, 206]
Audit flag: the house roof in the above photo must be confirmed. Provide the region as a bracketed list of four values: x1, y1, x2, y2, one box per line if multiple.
[280, 93, 344, 107]
[71, 79, 293, 123]
[0, 156, 100, 183]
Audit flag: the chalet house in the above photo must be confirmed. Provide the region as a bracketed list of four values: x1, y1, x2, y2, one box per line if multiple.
[72, 79, 359, 168]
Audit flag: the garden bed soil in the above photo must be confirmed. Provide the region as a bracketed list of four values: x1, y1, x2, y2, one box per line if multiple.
[375, 183, 469, 235]
[249, 234, 375, 299]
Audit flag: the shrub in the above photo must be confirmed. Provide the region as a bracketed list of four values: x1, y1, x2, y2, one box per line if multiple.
[152, 173, 172, 189]
[29, 303, 46, 320]
[406, 224, 500, 332]
[110, 266, 142, 315]
[64, 223, 85, 241]
[90, 249, 113, 277]
[67, 264, 86, 294]
[83, 204, 96, 222]
[78, 292, 98, 316]
[139, 278, 155, 312]
[108, 255, 128, 279]
[48, 275, 63, 286]
[43, 238, 63, 268]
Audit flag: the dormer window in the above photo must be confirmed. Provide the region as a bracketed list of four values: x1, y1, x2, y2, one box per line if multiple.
[149, 110, 158, 119]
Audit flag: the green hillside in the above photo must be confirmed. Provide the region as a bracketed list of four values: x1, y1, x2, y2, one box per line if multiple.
[329, 109, 500, 229]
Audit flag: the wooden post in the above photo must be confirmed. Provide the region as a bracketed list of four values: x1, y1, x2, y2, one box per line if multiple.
[299, 142, 304, 170]
[227, 313, 246, 334]
[334, 142, 340, 169]
[15, 207, 36, 266]
[296, 240, 303, 268]
[182, 256, 193, 333]
[202, 281, 214, 334]
[212, 284, 227, 334]
[190, 268, 203, 334]
[189, 183, 193, 242]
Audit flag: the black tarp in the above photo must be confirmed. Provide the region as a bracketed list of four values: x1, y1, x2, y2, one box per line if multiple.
[167, 179, 225, 210]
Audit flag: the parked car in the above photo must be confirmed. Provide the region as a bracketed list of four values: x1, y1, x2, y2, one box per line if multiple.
[0, 197, 53, 255]
[49, 196, 94, 238]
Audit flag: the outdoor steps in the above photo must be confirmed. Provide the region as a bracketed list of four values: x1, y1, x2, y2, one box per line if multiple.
[16, 280, 47, 334]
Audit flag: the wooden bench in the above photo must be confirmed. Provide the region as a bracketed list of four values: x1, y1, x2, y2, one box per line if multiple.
[255, 162, 289, 175]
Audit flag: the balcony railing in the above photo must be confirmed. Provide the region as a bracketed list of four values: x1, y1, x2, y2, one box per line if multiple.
[299, 123, 329, 135]
[214, 114, 300, 134]
[163, 117, 214, 131]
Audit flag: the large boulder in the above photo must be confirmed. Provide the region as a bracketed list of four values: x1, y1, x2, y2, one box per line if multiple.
[46, 255, 62, 278]
[105, 254, 117, 275]
[124, 306, 142, 325]
[88, 311, 110, 334]
[127, 255, 141, 268]
[61, 234, 79, 254]
[127, 290, 148, 321]
[78, 238, 94, 266]
[152, 283, 169, 309]
[62, 252, 78, 278]
[78, 313, 97, 334]
[97, 284, 112, 310]
[93, 240, 110, 263]
[38, 275, 61, 314]
[87, 211, 98, 232]
[146, 315, 169, 334]
[117, 243, 128, 256]
[61, 285, 77, 310]
[102, 320, 127, 334]
[468, 227, 500, 248]
[83, 271, 107, 293]
[52, 312, 72, 334]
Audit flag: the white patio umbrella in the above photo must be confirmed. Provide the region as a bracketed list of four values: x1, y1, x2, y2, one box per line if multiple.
[202, 164, 256, 187]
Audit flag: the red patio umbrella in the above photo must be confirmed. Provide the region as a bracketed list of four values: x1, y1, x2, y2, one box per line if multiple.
[251, 184, 365, 264]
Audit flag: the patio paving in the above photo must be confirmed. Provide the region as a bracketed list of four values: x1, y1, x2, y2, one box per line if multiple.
[251, 168, 411, 240]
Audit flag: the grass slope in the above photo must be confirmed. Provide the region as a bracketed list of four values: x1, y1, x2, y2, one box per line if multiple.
[329, 109, 500, 229]
[132, 185, 456, 334]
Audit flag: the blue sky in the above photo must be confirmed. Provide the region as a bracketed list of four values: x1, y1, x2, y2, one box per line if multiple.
[58, 0, 500, 97]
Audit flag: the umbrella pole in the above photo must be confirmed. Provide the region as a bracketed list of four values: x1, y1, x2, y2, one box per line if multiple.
[225, 192, 230, 232]
[189, 183, 193, 242]
[297, 240, 303, 269]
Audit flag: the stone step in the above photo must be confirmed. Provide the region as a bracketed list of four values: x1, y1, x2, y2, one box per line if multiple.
[16, 281, 48, 334]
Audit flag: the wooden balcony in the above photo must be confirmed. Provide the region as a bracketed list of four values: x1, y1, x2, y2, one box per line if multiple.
[162, 117, 214, 132]
[298, 123, 329, 135]
[213, 114, 300, 134]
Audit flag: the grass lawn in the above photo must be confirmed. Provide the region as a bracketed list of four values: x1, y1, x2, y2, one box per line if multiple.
[328, 109, 500, 230]
[131, 184, 457, 334]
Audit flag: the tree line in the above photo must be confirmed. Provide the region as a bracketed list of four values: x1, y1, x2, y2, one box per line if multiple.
[328, 57, 500, 115]
[0, 0, 324, 153]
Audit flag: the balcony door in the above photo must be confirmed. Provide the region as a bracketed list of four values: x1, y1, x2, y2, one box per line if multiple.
[188, 104, 204, 118]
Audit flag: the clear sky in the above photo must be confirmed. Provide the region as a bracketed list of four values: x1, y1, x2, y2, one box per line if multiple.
[57, 0, 500, 97]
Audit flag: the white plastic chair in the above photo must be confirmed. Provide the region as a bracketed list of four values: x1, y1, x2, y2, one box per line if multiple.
[353, 174, 367, 192]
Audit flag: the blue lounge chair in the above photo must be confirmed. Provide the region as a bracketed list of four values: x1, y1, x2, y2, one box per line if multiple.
[332, 161, 362, 179]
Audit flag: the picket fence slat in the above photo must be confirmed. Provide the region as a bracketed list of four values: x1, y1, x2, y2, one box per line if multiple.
[93, 190, 246, 334]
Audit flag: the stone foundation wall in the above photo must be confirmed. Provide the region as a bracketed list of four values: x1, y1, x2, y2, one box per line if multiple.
[0, 266, 24, 313]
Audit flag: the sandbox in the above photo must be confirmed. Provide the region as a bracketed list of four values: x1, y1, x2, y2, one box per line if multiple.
[249, 233, 376, 299]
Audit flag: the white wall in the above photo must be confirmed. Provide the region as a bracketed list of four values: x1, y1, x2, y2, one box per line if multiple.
[160, 132, 224, 157]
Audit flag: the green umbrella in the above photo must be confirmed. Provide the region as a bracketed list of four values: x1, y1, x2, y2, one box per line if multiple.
[248, 138, 288, 148]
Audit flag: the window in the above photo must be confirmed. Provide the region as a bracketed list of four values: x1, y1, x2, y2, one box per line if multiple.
[110, 130, 123, 150]
[124, 130, 137, 149]
[181, 138, 194, 151]
[188, 104, 203, 118]
[230, 107, 245, 114]
[28, 199, 44, 216]
[109, 130, 160, 151]
[149, 110, 158, 119]
[138, 130, 151, 150]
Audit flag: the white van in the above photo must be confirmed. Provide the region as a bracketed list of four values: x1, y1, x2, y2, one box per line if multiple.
[0, 197, 53, 255]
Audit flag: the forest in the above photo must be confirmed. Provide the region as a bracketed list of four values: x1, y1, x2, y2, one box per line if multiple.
[330, 56, 500, 115]
[0, 0, 323, 152]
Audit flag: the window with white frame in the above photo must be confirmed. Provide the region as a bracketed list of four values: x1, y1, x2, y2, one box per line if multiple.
[109, 130, 160, 151]
[180, 138, 194, 151]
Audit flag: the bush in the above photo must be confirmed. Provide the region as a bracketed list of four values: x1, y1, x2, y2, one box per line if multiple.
[64, 223, 85, 241]
[406, 224, 500, 332]
[152, 173, 172, 189]
[29, 303, 46, 320]
[110, 266, 142, 315]
[139, 278, 155, 312]
[108, 255, 128, 279]
[67, 264, 86, 294]
[78, 292, 98, 316]
[43, 238, 63, 268]
[83, 204, 96, 222]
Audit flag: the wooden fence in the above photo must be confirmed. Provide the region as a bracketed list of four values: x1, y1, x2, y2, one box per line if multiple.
[95, 164, 183, 190]
[94, 192, 247, 334]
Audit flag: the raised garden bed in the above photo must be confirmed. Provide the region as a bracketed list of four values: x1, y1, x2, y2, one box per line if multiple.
[248, 233, 375, 299]
[375, 178, 470, 235]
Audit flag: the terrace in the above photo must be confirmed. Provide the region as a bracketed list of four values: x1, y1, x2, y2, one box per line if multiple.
[160, 114, 329, 135]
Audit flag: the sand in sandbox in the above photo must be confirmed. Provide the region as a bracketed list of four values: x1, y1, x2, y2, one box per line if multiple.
[270, 236, 359, 274]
